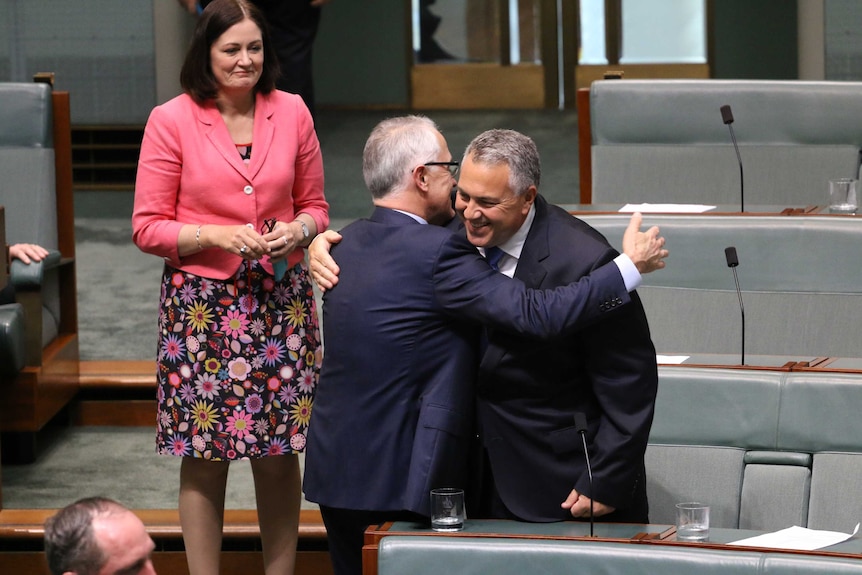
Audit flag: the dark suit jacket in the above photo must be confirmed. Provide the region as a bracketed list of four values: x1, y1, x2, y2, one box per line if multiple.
[477, 195, 658, 522]
[303, 207, 632, 516]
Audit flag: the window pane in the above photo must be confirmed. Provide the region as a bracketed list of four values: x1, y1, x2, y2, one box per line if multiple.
[578, 0, 608, 65]
[412, 0, 541, 65]
[513, 0, 542, 64]
[620, 0, 706, 64]
[413, 0, 470, 63]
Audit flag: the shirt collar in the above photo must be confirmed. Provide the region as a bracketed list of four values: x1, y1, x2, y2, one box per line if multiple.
[392, 209, 427, 224]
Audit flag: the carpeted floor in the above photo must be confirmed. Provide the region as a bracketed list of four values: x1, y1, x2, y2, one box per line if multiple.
[2, 426, 315, 510]
[5, 108, 579, 510]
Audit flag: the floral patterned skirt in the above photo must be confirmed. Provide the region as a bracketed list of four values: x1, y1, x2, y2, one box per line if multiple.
[155, 260, 320, 460]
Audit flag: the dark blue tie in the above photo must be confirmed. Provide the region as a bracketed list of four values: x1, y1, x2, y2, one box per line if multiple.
[485, 246, 504, 271]
[480, 247, 504, 355]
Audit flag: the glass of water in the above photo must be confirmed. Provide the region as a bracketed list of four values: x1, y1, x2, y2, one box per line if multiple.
[676, 502, 710, 542]
[829, 178, 858, 214]
[430, 488, 466, 532]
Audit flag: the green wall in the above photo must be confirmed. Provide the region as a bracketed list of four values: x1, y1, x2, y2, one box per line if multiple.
[314, 0, 410, 108]
[712, 0, 799, 80]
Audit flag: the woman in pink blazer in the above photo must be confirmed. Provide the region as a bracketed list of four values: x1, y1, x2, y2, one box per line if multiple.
[132, 1, 328, 573]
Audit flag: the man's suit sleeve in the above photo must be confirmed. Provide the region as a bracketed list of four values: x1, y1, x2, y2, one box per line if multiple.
[432, 233, 632, 338]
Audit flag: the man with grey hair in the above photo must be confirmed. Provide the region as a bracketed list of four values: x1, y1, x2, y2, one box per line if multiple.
[44, 497, 156, 575]
[456, 129, 658, 524]
[303, 116, 667, 575]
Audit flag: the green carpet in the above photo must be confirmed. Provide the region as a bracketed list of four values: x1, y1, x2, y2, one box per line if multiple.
[2, 426, 316, 510]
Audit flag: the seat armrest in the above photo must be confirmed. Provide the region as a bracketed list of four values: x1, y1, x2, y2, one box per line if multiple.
[0, 302, 26, 375]
[9, 249, 62, 290]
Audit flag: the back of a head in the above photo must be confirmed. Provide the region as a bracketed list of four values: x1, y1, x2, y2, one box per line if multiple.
[464, 128, 541, 196]
[44, 497, 124, 575]
[363, 115, 441, 199]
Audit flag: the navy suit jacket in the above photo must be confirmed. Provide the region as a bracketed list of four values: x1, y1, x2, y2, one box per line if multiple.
[303, 206, 632, 516]
[476, 196, 658, 522]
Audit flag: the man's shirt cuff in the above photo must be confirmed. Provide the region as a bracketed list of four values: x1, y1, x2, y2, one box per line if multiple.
[614, 253, 642, 292]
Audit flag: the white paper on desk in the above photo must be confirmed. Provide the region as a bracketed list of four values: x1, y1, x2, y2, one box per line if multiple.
[728, 523, 860, 551]
[619, 203, 716, 213]
[657, 355, 689, 364]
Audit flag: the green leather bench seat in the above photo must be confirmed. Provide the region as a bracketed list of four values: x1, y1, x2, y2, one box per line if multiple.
[374, 367, 862, 573]
[576, 214, 862, 357]
[378, 536, 862, 575]
[647, 367, 862, 534]
[589, 79, 862, 206]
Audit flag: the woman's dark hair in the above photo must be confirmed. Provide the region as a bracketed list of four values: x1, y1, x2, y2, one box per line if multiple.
[180, 0, 280, 103]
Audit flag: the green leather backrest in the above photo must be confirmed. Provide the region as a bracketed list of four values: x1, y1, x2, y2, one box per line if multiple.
[578, 214, 862, 293]
[577, 214, 862, 356]
[0, 83, 58, 250]
[651, 368, 862, 455]
[0, 82, 53, 148]
[590, 79, 862, 206]
[648, 368, 862, 531]
[650, 368, 783, 448]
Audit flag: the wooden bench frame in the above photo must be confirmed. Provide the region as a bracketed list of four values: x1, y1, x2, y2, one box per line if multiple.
[1, 76, 79, 463]
[0, 508, 332, 574]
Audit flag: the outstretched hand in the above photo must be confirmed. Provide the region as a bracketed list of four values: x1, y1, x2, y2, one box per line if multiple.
[622, 212, 668, 274]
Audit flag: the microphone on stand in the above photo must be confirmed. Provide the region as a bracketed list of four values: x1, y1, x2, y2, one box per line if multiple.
[574, 412, 594, 537]
[725, 246, 745, 365]
[720, 105, 745, 212]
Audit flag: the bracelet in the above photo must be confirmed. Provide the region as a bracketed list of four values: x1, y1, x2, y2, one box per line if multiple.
[195, 225, 203, 250]
[296, 220, 310, 241]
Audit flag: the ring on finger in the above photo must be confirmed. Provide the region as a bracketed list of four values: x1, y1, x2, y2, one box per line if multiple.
[240, 245, 248, 254]
[282, 235, 289, 246]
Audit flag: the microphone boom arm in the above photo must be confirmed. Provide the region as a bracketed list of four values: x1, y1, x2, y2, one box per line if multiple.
[720, 105, 745, 213]
[731, 266, 745, 365]
[575, 412, 595, 537]
[728, 124, 744, 213]
[724, 246, 745, 366]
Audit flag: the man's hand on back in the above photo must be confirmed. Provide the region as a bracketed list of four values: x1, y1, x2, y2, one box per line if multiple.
[309, 230, 343, 291]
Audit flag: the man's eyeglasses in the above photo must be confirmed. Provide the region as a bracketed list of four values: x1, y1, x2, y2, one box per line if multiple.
[423, 161, 460, 177]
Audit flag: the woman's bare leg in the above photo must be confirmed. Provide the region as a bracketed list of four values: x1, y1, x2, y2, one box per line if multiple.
[179, 457, 230, 575]
[250, 454, 302, 575]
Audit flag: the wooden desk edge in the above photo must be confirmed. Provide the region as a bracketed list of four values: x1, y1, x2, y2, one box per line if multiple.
[361, 522, 862, 575]
[362, 522, 676, 575]
[0, 508, 327, 540]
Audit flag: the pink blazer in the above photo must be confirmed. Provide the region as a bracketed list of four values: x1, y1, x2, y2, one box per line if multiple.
[132, 90, 328, 280]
